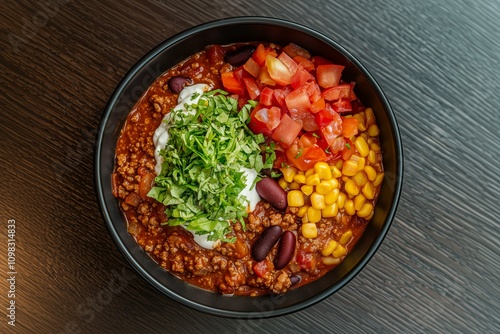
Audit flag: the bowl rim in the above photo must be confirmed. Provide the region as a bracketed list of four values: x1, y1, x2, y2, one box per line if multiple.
[94, 16, 404, 318]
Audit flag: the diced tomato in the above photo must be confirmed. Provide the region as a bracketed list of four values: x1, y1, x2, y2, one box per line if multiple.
[330, 136, 346, 154]
[296, 249, 317, 270]
[341, 138, 354, 160]
[286, 86, 311, 118]
[252, 44, 278, 66]
[259, 65, 277, 86]
[255, 106, 281, 131]
[278, 52, 299, 75]
[314, 108, 334, 127]
[243, 57, 261, 78]
[316, 64, 345, 88]
[293, 56, 315, 72]
[282, 43, 311, 59]
[273, 86, 292, 108]
[341, 117, 359, 138]
[221, 71, 245, 96]
[259, 87, 274, 106]
[286, 136, 327, 171]
[291, 67, 314, 89]
[322, 83, 356, 101]
[320, 107, 342, 145]
[310, 97, 325, 113]
[332, 99, 352, 113]
[243, 77, 261, 100]
[248, 104, 281, 135]
[312, 56, 333, 66]
[265, 55, 293, 86]
[305, 81, 322, 103]
[253, 259, 271, 278]
[272, 114, 302, 148]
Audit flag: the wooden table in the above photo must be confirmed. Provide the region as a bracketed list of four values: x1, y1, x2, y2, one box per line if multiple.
[1, 0, 499, 333]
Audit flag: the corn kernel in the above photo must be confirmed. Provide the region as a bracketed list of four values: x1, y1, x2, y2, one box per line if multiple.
[322, 203, 338, 217]
[278, 178, 288, 190]
[353, 171, 368, 187]
[354, 136, 370, 157]
[357, 157, 366, 171]
[365, 107, 375, 127]
[316, 180, 333, 195]
[281, 166, 297, 183]
[345, 199, 355, 215]
[342, 160, 358, 177]
[337, 192, 347, 209]
[373, 172, 385, 187]
[344, 179, 360, 197]
[322, 240, 338, 256]
[310, 192, 326, 210]
[335, 160, 343, 170]
[330, 165, 342, 178]
[365, 210, 375, 221]
[325, 188, 340, 204]
[364, 165, 377, 181]
[306, 173, 320, 186]
[362, 182, 375, 200]
[332, 244, 347, 258]
[301, 185, 313, 196]
[322, 256, 341, 265]
[357, 203, 373, 218]
[368, 150, 377, 164]
[370, 143, 381, 151]
[302, 223, 318, 238]
[305, 168, 315, 177]
[307, 207, 322, 223]
[368, 124, 380, 137]
[293, 174, 306, 184]
[353, 112, 366, 131]
[287, 190, 304, 207]
[289, 181, 301, 190]
[328, 178, 339, 189]
[339, 230, 353, 245]
[354, 194, 366, 211]
[297, 206, 309, 218]
[314, 162, 332, 179]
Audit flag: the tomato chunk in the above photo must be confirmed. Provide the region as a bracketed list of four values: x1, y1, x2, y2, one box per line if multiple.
[259, 87, 274, 106]
[293, 56, 315, 71]
[265, 55, 293, 86]
[248, 104, 280, 136]
[221, 71, 245, 96]
[243, 57, 261, 78]
[272, 114, 302, 148]
[322, 83, 356, 101]
[316, 64, 345, 88]
[286, 86, 311, 118]
[253, 259, 271, 278]
[243, 77, 261, 100]
[341, 117, 359, 138]
[282, 43, 311, 59]
[252, 44, 277, 66]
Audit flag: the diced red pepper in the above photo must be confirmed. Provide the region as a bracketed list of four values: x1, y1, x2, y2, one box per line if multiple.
[221, 71, 245, 96]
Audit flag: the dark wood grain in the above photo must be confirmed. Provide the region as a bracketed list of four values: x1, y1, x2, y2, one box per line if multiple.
[1, 0, 499, 333]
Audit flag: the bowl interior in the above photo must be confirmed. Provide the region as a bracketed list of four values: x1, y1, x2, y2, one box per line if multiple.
[95, 17, 403, 318]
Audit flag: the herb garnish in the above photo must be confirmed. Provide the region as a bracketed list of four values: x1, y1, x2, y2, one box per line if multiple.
[148, 90, 274, 243]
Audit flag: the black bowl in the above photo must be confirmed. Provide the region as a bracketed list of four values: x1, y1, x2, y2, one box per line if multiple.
[94, 16, 403, 318]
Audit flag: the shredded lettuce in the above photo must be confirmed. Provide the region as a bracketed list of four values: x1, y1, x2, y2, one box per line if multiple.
[148, 89, 275, 243]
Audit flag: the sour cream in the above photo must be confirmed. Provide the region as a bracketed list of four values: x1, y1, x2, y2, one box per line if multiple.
[152, 85, 261, 249]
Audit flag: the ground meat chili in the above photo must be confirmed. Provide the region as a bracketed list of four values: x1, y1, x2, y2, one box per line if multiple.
[112, 42, 385, 296]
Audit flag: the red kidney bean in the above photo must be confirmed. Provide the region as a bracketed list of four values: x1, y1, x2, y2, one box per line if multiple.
[224, 45, 256, 66]
[255, 177, 287, 211]
[168, 76, 192, 94]
[274, 230, 296, 269]
[251, 225, 283, 262]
